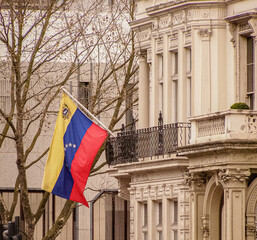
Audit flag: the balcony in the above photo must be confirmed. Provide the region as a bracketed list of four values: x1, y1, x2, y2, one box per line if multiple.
[106, 114, 191, 165]
[106, 109, 257, 166]
[189, 109, 257, 144]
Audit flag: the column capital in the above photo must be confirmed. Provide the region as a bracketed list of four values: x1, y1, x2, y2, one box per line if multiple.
[118, 178, 131, 201]
[218, 168, 250, 185]
[138, 50, 147, 60]
[198, 28, 212, 40]
[185, 172, 206, 191]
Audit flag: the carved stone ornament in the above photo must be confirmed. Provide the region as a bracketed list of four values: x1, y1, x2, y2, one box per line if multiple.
[138, 51, 147, 61]
[198, 28, 212, 39]
[249, 17, 257, 44]
[202, 226, 210, 237]
[228, 23, 237, 47]
[153, 18, 158, 30]
[118, 188, 130, 201]
[184, 172, 206, 190]
[218, 169, 251, 184]
[246, 224, 256, 235]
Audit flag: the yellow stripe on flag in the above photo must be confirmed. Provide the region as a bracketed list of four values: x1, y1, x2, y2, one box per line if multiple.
[42, 93, 77, 192]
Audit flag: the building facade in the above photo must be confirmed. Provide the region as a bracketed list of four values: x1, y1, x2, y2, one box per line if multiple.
[108, 0, 257, 240]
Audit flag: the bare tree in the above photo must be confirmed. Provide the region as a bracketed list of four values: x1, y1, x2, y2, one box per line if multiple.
[0, 0, 138, 239]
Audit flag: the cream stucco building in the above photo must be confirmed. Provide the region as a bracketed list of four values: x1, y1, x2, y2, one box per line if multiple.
[107, 0, 257, 240]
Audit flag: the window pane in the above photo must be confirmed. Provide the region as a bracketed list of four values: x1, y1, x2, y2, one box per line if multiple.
[159, 202, 162, 224]
[172, 81, 178, 123]
[159, 231, 162, 240]
[144, 233, 148, 240]
[247, 37, 254, 92]
[174, 201, 178, 223]
[174, 52, 178, 74]
[144, 203, 148, 225]
[174, 230, 178, 240]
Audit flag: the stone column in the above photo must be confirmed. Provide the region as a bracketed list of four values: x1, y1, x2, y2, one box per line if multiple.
[138, 52, 150, 128]
[218, 169, 250, 240]
[185, 173, 206, 240]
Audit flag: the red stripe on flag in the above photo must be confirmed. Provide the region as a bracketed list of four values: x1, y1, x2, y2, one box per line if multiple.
[69, 123, 107, 206]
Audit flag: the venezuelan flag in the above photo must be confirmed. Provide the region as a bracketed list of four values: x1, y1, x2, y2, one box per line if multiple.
[42, 93, 108, 207]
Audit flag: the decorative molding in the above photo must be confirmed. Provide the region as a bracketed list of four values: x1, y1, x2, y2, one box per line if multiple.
[246, 178, 257, 213]
[133, 174, 149, 182]
[159, 15, 172, 28]
[248, 114, 257, 133]
[136, 29, 151, 42]
[173, 11, 186, 25]
[246, 224, 256, 236]
[184, 30, 191, 46]
[164, 184, 174, 199]
[169, 32, 178, 50]
[238, 22, 251, 33]
[153, 18, 158, 30]
[138, 51, 147, 61]
[156, 36, 164, 53]
[147, 49, 152, 63]
[201, 9, 209, 19]
[218, 168, 251, 184]
[118, 179, 130, 201]
[202, 225, 210, 237]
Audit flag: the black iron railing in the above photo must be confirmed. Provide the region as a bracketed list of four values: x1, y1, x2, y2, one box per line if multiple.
[106, 114, 191, 165]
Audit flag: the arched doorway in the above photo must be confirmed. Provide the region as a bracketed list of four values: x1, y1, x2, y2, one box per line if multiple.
[246, 178, 257, 240]
[202, 175, 224, 240]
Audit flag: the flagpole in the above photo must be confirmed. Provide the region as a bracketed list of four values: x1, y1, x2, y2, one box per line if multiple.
[60, 87, 115, 137]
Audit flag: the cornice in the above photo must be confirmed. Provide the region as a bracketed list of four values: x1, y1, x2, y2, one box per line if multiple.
[110, 156, 189, 175]
[225, 11, 257, 23]
[177, 139, 257, 158]
[129, 17, 152, 30]
[146, 1, 226, 17]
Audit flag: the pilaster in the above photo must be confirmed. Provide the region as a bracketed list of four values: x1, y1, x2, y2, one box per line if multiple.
[218, 168, 250, 240]
[138, 52, 150, 128]
[198, 28, 212, 114]
[185, 172, 206, 240]
[177, 184, 190, 240]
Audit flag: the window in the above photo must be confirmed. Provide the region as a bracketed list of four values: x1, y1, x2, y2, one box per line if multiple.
[174, 52, 178, 75]
[142, 203, 148, 240]
[186, 48, 192, 117]
[158, 55, 164, 114]
[156, 202, 163, 240]
[171, 51, 178, 123]
[158, 55, 163, 81]
[247, 36, 254, 109]
[78, 82, 90, 109]
[0, 76, 11, 122]
[171, 200, 178, 240]
[125, 83, 134, 130]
